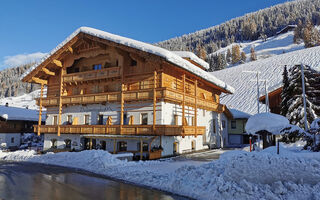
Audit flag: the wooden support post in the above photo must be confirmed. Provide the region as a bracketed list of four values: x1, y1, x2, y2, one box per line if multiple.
[37, 84, 44, 136]
[120, 83, 124, 135]
[140, 138, 143, 160]
[182, 74, 186, 138]
[113, 139, 116, 154]
[89, 138, 93, 150]
[153, 70, 157, 132]
[195, 80, 198, 137]
[57, 67, 64, 136]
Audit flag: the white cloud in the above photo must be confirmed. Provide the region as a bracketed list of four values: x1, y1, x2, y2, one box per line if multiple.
[2, 52, 47, 68]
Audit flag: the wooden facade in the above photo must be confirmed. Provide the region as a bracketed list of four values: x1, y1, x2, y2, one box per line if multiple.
[259, 87, 282, 114]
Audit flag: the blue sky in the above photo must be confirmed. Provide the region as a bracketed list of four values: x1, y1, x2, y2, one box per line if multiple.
[0, 0, 289, 69]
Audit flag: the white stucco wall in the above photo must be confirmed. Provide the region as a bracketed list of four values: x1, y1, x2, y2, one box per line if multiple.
[44, 134, 81, 150]
[0, 133, 21, 148]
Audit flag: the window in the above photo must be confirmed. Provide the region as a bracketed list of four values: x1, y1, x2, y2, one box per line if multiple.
[84, 115, 90, 125]
[67, 115, 72, 125]
[141, 113, 148, 125]
[93, 64, 102, 70]
[65, 139, 71, 149]
[98, 114, 103, 125]
[116, 59, 119, 66]
[131, 59, 137, 66]
[231, 120, 237, 129]
[118, 141, 127, 151]
[137, 142, 149, 151]
[222, 120, 226, 128]
[11, 137, 14, 143]
[53, 116, 58, 125]
[51, 139, 57, 149]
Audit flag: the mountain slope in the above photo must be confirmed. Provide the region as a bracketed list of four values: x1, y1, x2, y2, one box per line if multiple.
[157, 0, 320, 55]
[212, 46, 320, 115]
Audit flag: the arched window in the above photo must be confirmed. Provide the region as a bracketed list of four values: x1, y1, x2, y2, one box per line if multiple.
[65, 139, 71, 149]
[51, 139, 57, 149]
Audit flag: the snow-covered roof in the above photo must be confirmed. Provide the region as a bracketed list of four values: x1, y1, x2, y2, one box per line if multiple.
[230, 109, 251, 119]
[172, 51, 209, 70]
[22, 27, 234, 94]
[245, 113, 290, 135]
[212, 46, 320, 115]
[0, 105, 44, 122]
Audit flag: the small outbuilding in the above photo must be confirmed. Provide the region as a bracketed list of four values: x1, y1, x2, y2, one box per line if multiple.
[245, 113, 289, 149]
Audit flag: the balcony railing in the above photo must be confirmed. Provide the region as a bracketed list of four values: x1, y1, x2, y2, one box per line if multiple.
[63, 67, 120, 83]
[37, 88, 224, 112]
[34, 125, 206, 136]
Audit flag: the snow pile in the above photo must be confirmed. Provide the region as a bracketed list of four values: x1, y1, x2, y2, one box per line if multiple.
[0, 104, 45, 122]
[21, 27, 234, 94]
[246, 113, 289, 134]
[172, 51, 209, 69]
[1, 148, 320, 199]
[212, 45, 320, 115]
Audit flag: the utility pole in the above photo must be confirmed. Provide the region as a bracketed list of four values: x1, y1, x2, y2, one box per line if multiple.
[243, 71, 261, 113]
[301, 63, 308, 131]
[264, 80, 269, 113]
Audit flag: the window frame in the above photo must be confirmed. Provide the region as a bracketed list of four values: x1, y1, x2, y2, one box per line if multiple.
[231, 120, 237, 129]
[141, 113, 148, 125]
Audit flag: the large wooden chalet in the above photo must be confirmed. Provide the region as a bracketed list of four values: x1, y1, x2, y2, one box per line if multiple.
[22, 27, 234, 159]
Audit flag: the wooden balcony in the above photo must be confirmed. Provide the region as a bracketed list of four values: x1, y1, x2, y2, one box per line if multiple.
[37, 88, 225, 112]
[34, 125, 206, 136]
[63, 67, 120, 83]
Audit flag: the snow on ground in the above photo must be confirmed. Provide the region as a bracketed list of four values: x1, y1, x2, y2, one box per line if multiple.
[212, 31, 304, 63]
[1, 144, 320, 199]
[212, 45, 320, 115]
[0, 89, 42, 110]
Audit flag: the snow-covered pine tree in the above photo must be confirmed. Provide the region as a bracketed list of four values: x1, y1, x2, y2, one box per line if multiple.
[280, 66, 291, 117]
[226, 49, 231, 63]
[303, 20, 320, 48]
[293, 20, 304, 44]
[287, 64, 320, 129]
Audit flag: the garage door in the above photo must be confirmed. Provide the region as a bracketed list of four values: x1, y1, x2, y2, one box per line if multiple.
[229, 135, 242, 145]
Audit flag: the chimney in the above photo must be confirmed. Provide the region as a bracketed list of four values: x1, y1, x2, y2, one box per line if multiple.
[5, 103, 8, 107]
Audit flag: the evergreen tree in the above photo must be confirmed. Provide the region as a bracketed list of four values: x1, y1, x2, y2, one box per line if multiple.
[303, 20, 320, 48]
[240, 51, 247, 63]
[293, 20, 304, 44]
[286, 65, 320, 129]
[280, 66, 291, 117]
[250, 47, 257, 61]
[226, 49, 232, 63]
[231, 45, 241, 64]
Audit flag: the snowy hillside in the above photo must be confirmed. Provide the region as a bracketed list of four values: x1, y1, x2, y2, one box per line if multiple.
[212, 46, 320, 115]
[0, 89, 42, 110]
[212, 30, 304, 63]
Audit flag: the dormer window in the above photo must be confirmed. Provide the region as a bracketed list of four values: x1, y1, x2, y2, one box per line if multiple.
[93, 64, 102, 70]
[131, 59, 137, 66]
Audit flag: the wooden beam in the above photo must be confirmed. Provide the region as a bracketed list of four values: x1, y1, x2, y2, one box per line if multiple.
[42, 67, 55, 76]
[182, 74, 186, 138]
[113, 139, 116, 154]
[67, 46, 73, 54]
[53, 59, 63, 68]
[37, 84, 44, 136]
[32, 77, 47, 85]
[120, 64, 124, 134]
[140, 138, 143, 160]
[153, 70, 157, 132]
[57, 68, 65, 136]
[195, 80, 198, 137]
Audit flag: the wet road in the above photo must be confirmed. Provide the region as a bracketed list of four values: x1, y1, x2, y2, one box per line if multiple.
[0, 162, 188, 200]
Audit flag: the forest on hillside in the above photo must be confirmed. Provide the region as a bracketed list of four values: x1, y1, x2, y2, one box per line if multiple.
[157, 0, 320, 55]
[0, 64, 40, 98]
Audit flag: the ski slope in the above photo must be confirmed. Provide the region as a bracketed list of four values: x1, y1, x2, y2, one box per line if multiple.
[0, 89, 42, 110]
[212, 46, 320, 115]
[212, 30, 305, 63]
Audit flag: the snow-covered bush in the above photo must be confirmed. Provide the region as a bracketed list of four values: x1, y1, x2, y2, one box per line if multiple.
[280, 124, 306, 143]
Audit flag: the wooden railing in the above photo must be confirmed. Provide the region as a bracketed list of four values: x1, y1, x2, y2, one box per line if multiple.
[34, 125, 206, 136]
[37, 88, 225, 112]
[63, 67, 120, 83]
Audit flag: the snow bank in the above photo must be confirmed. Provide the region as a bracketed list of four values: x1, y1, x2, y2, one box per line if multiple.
[230, 109, 251, 119]
[246, 113, 289, 134]
[21, 27, 234, 94]
[1, 148, 320, 199]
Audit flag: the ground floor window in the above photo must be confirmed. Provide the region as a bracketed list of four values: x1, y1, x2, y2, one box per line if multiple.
[118, 141, 127, 151]
[137, 142, 148, 151]
[65, 139, 71, 149]
[51, 139, 57, 149]
[11, 137, 14, 144]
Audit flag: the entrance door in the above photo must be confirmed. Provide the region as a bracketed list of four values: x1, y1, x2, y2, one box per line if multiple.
[101, 141, 107, 150]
